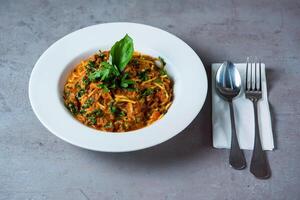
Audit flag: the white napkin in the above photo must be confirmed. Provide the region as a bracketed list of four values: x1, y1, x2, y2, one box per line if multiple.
[212, 63, 274, 150]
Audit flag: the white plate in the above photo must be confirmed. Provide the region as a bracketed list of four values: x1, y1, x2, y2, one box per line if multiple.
[29, 23, 207, 152]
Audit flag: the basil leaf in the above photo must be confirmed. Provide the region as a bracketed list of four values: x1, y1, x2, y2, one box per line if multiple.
[110, 34, 134, 71]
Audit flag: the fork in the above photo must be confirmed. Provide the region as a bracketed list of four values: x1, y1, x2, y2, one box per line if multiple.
[245, 58, 271, 179]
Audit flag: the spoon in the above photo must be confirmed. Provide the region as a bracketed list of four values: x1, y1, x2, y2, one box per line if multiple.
[215, 61, 246, 170]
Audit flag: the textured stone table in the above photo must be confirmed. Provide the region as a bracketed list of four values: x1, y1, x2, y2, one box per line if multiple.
[1, 0, 299, 199]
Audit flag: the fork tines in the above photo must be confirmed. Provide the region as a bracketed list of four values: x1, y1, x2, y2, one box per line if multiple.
[246, 57, 262, 92]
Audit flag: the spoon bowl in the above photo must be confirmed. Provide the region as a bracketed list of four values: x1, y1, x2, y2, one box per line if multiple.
[215, 61, 241, 100]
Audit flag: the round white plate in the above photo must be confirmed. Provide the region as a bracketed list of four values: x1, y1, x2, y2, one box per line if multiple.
[29, 22, 207, 152]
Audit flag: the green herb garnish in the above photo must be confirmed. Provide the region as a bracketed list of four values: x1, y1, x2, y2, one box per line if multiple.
[64, 90, 70, 97]
[138, 70, 149, 81]
[132, 59, 139, 67]
[88, 35, 135, 91]
[109, 82, 116, 89]
[119, 110, 126, 117]
[110, 34, 134, 72]
[76, 89, 86, 100]
[109, 103, 127, 117]
[120, 73, 135, 88]
[104, 122, 113, 128]
[125, 87, 138, 92]
[88, 62, 120, 82]
[109, 103, 117, 114]
[86, 109, 103, 125]
[87, 116, 97, 125]
[157, 56, 167, 75]
[82, 98, 94, 109]
[66, 103, 78, 115]
[154, 78, 162, 84]
[85, 109, 103, 125]
[82, 76, 90, 86]
[159, 68, 167, 76]
[75, 83, 81, 89]
[141, 88, 155, 97]
[98, 83, 110, 93]
[86, 61, 96, 73]
[90, 109, 103, 117]
[79, 109, 86, 114]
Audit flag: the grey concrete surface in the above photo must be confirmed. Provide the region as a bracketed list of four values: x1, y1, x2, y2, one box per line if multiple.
[1, 0, 299, 199]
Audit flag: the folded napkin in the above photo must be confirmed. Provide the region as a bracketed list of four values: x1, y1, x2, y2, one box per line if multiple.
[212, 63, 274, 150]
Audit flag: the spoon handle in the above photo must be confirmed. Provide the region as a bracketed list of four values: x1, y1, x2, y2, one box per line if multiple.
[229, 101, 246, 170]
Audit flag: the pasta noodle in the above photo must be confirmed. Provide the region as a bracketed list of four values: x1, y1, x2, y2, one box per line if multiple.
[63, 51, 173, 132]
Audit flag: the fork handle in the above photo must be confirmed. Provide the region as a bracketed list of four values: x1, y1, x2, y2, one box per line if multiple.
[250, 101, 271, 179]
[229, 101, 246, 170]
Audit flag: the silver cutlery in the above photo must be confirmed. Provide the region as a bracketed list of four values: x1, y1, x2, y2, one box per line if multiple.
[245, 58, 271, 179]
[216, 61, 246, 170]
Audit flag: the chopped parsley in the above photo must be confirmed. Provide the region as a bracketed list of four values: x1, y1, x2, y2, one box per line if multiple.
[86, 61, 97, 73]
[64, 90, 70, 97]
[66, 102, 78, 115]
[85, 109, 103, 125]
[120, 73, 135, 88]
[159, 68, 167, 76]
[154, 78, 162, 84]
[82, 98, 94, 109]
[109, 103, 127, 117]
[87, 116, 97, 125]
[138, 70, 149, 81]
[125, 87, 138, 92]
[98, 84, 110, 93]
[88, 62, 120, 82]
[157, 56, 167, 75]
[75, 83, 81, 89]
[119, 110, 126, 117]
[79, 109, 86, 114]
[76, 89, 86, 100]
[82, 76, 90, 86]
[109, 103, 117, 113]
[90, 109, 103, 117]
[104, 122, 113, 128]
[132, 59, 139, 67]
[141, 88, 155, 97]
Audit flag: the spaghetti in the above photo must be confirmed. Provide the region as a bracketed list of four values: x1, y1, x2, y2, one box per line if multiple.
[63, 51, 173, 132]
